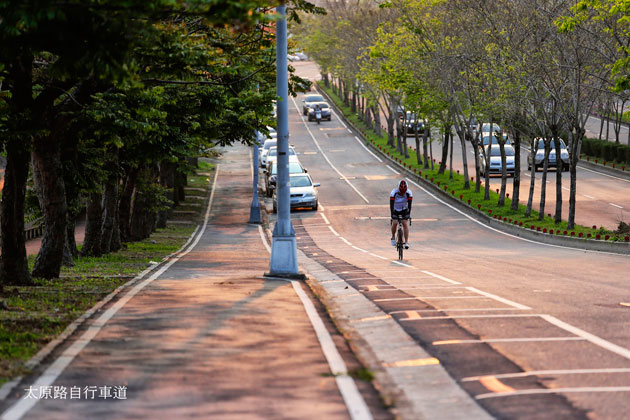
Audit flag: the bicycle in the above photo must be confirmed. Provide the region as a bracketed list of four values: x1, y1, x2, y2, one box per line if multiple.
[392, 215, 411, 260]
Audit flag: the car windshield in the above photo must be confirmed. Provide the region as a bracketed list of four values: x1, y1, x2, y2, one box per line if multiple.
[488, 146, 515, 156]
[263, 141, 276, 151]
[290, 176, 312, 188]
[536, 139, 566, 149]
[482, 136, 511, 145]
[268, 147, 295, 157]
[271, 162, 304, 175]
[305, 95, 323, 103]
[482, 123, 501, 132]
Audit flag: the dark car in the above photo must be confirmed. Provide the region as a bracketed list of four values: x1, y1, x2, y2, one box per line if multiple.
[402, 112, 426, 136]
[302, 94, 324, 115]
[265, 160, 307, 197]
[307, 102, 332, 121]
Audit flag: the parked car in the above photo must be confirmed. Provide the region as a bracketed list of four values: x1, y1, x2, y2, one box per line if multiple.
[259, 139, 277, 168]
[295, 52, 308, 60]
[402, 112, 426, 136]
[273, 173, 320, 213]
[480, 144, 516, 177]
[265, 160, 307, 197]
[527, 138, 569, 171]
[302, 94, 325, 115]
[477, 122, 502, 136]
[307, 102, 332, 121]
[266, 126, 277, 139]
[265, 146, 299, 170]
[481, 135, 511, 146]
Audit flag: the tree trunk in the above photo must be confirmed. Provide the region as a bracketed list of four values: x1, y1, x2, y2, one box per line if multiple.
[438, 130, 449, 174]
[66, 214, 79, 259]
[554, 136, 563, 224]
[100, 178, 118, 254]
[538, 144, 551, 221]
[386, 114, 395, 148]
[31, 134, 68, 279]
[526, 138, 537, 217]
[498, 141, 506, 207]
[131, 166, 159, 241]
[119, 166, 139, 243]
[81, 191, 103, 257]
[511, 130, 522, 211]
[0, 143, 32, 286]
[110, 206, 122, 252]
[373, 106, 382, 137]
[423, 127, 430, 169]
[157, 160, 176, 228]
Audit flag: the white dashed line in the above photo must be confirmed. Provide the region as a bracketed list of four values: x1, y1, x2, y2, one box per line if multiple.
[386, 165, 400, 174]
[320, 213, 331, 224]
[610, 203, 624, 209]
[354, 136, 383, 162]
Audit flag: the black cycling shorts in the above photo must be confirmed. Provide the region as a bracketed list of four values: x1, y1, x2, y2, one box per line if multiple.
[391, 209, 410, 220]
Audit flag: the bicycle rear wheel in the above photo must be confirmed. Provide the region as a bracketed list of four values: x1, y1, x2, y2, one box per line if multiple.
[397, 229, 404, 260]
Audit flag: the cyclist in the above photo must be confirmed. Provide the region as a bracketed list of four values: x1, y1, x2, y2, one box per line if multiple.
[390, 179, 412, 249]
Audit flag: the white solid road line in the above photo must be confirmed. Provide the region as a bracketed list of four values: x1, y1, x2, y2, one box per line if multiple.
[258, 225, 373, 420]
[354, 136, 383, 162]
[476, 386, 630, 400]
[462, 368, 630, 382]
[386, 165, 400, 174]
[466, 287, 532, 310]
[291, 96, 369, 203]
[610, 202, 624, 209]
[320, 212, 331, 224]
[421, 270, 462, 285]
[1, 166, 221, 420]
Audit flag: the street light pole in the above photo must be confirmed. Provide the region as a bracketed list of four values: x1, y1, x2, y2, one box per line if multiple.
[249, 131, 262, 224]
[268, 3, 302, 278]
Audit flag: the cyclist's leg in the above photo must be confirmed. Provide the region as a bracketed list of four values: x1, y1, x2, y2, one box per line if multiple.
[391, 219, 398, 239]
[402, 219, 410, 243]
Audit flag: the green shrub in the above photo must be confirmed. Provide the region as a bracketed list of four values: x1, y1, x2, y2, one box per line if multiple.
[624, 146, 630, 165]
[602, 142, 616, 161]
[581, 138, 592, 156]
[590, 139, 603, 158]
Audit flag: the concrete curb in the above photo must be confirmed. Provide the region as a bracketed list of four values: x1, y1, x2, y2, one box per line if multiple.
[316, 84, 630, 256]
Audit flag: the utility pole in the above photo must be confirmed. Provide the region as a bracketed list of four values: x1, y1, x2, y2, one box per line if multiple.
[249, 131, 262, 224]
[267, 3, 303, 278]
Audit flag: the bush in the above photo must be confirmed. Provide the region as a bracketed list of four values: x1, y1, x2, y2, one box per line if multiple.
[602, 142, 618, 161]
[624, 146, 630, 165]
[581, 138, 592, 156]
[590, 139, 603, 158]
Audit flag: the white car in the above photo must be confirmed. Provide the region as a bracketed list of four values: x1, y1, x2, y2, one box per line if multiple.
[259, 139, 277, 168]
[265, 146, 298, 170]
[273, 173, 320, 213]
[480, 144, 516, 177]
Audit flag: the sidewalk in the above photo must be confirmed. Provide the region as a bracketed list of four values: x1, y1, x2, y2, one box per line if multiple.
[1, 144, 383, 420]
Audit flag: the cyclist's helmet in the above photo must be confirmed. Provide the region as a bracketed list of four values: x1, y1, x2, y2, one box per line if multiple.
[398, 179, 407, 195]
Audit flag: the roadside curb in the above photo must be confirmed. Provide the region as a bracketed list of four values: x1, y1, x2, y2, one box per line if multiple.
[0, 167, 216, 405]
[316, 84, 630, 255]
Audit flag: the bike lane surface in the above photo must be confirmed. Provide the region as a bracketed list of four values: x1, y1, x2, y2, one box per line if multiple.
[1, 144, 364, 420]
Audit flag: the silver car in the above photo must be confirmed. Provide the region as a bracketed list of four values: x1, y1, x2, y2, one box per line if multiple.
[528, 138, 569, 171]
[480, 144, 516, 177]
[272, 173, 320, 213]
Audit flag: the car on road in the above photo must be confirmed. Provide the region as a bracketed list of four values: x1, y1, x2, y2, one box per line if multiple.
[480, 144, 516, 177]
[265, 146, 299, 171]
[528, 138, 569, 171]
[273, 173, 320, 213]
[266, 126, 277, 139]
[265, 160, 307, 197]
[477, 122, 502, 136]
[259, 139, 277, 168]
[402, 112, 426, 136]
[302, 94, 325, 115]
[482, 135, 511, 146]
[307, 102, 332, 121]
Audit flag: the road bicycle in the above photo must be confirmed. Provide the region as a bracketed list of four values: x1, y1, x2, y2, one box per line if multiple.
[393, 215, 411, 260]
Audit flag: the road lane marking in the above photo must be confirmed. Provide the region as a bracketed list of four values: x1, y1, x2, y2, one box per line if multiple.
[463, 368, 630, 382]
[466, 287, 532, 310]
[384, 358, 440, 368]
[328, 226, 340, 236]
[353, 136, 383, 162]
[479, 376, 516, 394]
[352, 246, 369, 253]
[386, 165, 400, 174]
[579, 165, 630, 183]
[353, 315, 391, 323]
[1, 165, 220, 420]
[320, 213, 330, 224]
[432, 337, 585, 344]
[421, 270, 462, 285]
[374, 296, 488, 302]
[389, 307, 528, 314]
[291, 96, 369, 203]
[540, 314, 630, 361]
[369, 253, 389, 260]
[610, 202, 624, 209]
[404, 311, 422, 320]
[476, 386, 630, 400]
[583, 194, 595, 199]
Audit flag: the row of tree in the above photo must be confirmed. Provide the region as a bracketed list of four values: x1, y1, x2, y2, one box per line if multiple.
[0, 0, 323, 287]
[294, 0, 630, 229]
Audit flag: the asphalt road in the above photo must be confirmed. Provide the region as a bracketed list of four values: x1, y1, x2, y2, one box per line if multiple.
[272, 62, 630, 418]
